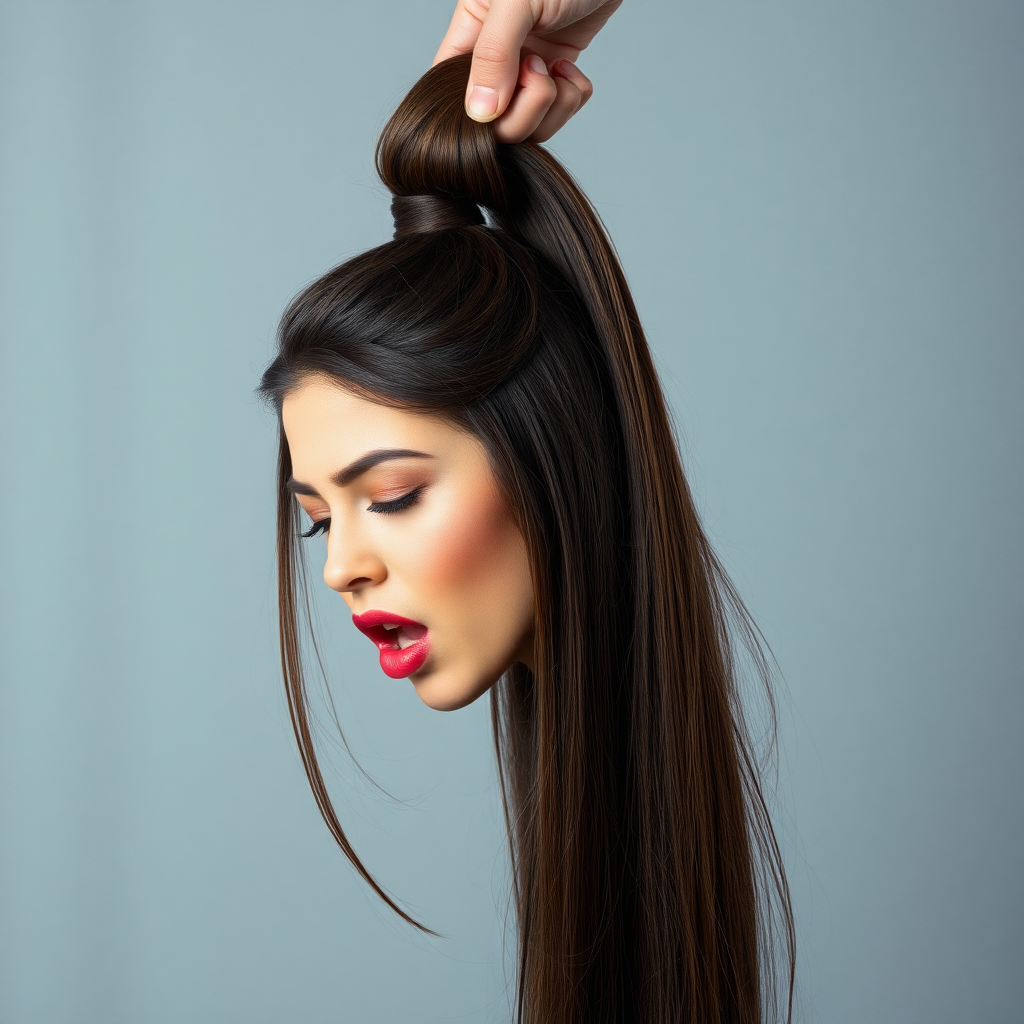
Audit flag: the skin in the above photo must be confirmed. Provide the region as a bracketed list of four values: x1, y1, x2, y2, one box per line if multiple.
[434, 0, 623, 141]
[281, 376, 535, 712]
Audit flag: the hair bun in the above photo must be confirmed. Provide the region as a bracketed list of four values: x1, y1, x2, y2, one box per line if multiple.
[376, 54, 507, 217]
[391, 194, 484, 238]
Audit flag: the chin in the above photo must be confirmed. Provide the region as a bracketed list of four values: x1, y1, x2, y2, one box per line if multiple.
[410, 664, 503, 712]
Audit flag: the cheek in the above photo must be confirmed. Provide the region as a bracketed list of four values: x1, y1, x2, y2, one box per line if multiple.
[416, 485, 525, 603]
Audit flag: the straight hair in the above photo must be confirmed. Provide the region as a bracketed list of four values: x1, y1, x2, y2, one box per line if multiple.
[259, 54, 794, 1024]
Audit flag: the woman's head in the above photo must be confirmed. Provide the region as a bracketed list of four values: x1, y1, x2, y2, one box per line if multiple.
[259, 53, 628, 707]
[260, 53, 793, 1024]
[280, 377, 534, 711]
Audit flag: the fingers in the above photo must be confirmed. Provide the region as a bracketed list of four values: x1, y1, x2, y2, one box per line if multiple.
[491, 55, 557, 144]
[491, 57, 593, 145]
[433, 1, 485, 66]
[528, 59, 593, 143]
[432, 1, 597, 133]
[463, 0, 537, 122]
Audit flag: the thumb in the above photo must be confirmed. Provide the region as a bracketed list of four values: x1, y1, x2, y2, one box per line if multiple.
[465, 1, 537, 122]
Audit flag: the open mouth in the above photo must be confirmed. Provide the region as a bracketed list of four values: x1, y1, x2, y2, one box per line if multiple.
[380, 622, 427, 650]
[351, 609, 431, 679]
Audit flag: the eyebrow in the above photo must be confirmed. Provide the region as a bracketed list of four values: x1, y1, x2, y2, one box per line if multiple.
[286, 448, 432, 496]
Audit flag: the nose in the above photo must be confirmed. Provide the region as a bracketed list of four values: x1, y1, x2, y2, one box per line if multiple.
[322, 521, 386, 594]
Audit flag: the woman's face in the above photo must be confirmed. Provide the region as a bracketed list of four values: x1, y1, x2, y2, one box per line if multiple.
[281, 376, 535, 712]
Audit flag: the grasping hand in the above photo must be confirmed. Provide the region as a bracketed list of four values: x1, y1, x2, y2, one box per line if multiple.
[433, 0, 622, 143]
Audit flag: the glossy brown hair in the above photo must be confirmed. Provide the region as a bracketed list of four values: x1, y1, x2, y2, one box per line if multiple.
[259, 54, 794, 1024]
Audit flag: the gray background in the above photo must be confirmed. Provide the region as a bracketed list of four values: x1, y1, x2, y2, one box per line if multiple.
[1, 1, 1021, 1022]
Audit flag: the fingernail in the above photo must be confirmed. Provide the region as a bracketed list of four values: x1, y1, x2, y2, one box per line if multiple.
[553, 58, 577, 78]
[527, 55, 548, 76]
[466, 85, 499, 121]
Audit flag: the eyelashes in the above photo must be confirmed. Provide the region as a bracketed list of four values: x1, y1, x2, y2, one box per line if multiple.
[299, 485, 425, 539]
[300, 518, 330, 539]
[368, 484, 424, 515]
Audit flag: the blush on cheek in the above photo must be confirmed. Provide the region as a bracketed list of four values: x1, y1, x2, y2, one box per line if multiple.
[419, 482, 522, 593]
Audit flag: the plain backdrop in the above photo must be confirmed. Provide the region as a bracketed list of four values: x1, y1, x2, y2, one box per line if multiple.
[1, 2, 1021, 1022]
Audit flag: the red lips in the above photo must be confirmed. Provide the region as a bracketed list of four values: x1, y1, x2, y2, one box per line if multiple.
[351, 609, 431, 679]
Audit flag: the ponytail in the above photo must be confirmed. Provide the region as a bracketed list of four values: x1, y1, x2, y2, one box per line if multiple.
[261, 53, 794, 1024]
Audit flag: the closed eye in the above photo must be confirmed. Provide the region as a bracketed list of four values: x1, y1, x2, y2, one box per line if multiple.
[301, 518, 330, 539]
[300, 485, 424, 538]
[368, 485, 424, 515]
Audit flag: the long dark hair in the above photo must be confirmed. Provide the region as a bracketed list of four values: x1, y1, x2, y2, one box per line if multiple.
[259, 53, 794, 1024]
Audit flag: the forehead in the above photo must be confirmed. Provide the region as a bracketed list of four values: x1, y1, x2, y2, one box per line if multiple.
[280, 378, 474, 477]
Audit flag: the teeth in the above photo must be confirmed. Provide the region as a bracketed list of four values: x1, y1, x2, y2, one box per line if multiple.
[374, 622, 424, 649]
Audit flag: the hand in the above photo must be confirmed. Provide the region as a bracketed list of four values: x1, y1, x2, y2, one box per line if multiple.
[433, 0, 622, 143]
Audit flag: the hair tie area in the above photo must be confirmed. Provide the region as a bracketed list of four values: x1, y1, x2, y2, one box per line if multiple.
[391, 194, 484, 237]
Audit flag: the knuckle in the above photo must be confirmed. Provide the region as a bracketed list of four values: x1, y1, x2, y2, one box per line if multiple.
[493, 123, 524, 144]
[472, 39, 512, 70]
[556, 78, 583, 111]
[538, 74, 559, 100]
